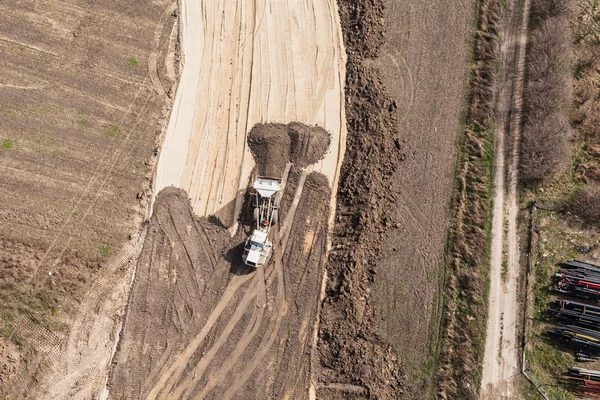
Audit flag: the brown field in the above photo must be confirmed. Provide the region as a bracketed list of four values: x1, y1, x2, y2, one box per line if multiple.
[0, 0, 177, 396]
[370, 1, 475, 397]
[313, 0, 477, 398]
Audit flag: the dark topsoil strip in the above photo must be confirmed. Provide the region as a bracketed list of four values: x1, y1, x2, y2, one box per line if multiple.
[317, 0, 404, 398]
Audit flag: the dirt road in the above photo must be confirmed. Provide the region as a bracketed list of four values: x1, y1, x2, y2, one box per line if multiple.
[154, 0, 347, 228]
[480, 0, 531, 397]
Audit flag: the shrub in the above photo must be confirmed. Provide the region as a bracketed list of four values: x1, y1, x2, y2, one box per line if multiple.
[520, 1, 574, 182]
[568, 184, 600, 225]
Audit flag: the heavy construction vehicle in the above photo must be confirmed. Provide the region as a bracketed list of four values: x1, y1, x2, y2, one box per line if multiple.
[242, 177, 280, 268]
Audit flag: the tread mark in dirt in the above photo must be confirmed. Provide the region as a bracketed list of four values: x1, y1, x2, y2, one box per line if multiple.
[195, 220, 219, 268]
[219, 169, 307, 398]
[382, 49, 416, 121]
[29, 89, 153, 282]
[149, 2, 178, 99]
[149, 167, 309, 399]
[145, 271, 256, 399]
[172, 274, 264, 399]
[149, 164, 300, 398]
[195, 282, 267, 398]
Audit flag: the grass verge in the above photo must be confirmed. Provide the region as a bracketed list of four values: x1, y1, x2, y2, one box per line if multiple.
[521, 0, 600, 398]
[436, 0, 501, 398]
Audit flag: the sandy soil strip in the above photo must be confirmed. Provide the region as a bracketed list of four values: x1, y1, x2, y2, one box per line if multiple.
[480, 0, 531, 397]
[153, 0, 346, 228]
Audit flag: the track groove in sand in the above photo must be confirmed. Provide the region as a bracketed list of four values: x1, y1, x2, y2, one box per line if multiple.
[154, 0, 346, 228]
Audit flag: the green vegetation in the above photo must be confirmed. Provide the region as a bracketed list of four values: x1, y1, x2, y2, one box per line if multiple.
[78, 109, 91, 127]
[2, 140, 14, 149]
[100, 245, 113, 257]
[501, 258, 508, 282]
[104, 125, 121, 138]
[437, 1, 502, 398]
[128, 56, 139, 67]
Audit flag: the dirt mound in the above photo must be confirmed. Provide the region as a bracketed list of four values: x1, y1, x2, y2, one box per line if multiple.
[109, 187, 232, 399]
[248, 123, 291, 177]
[288, 122, 331, 168]
[316, 0, 405, 398]
[248, 122, 331, 176]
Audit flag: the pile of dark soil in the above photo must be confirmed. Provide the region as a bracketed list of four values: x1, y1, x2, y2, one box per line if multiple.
[288, 122, 331, 168]
[248, 123, 291, 177]
[247, 122, 330, 177]
[109, 187, 233, 399]
[316, 0, 405, 398]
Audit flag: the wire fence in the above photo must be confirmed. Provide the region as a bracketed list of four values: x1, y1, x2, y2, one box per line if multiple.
[521, 202, 552, 399]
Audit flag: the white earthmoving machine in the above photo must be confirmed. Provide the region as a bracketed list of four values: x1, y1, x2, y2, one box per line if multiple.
[242, 177, 281, 268]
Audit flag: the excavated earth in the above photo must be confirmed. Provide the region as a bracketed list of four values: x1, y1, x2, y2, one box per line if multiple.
[248, 122, 331, 177]
[109, 124, 332, 399]
[316, 0, 473, 398]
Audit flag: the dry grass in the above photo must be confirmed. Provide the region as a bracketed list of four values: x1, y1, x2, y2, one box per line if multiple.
[522, 0, 600, 397]
[562, 0, 600, 227]
[520, 0, 575, 182]
[568, 184, 600, 225]
[436, 1, 501, 398]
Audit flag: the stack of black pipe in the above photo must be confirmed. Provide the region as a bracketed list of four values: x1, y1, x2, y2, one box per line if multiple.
[549, 299, 600, 330]
[546, 324, 600, 355]
[551, 260, 600, 301]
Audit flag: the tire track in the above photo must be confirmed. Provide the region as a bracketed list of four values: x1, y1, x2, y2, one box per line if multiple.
[150, 168, 302, 399]
[168, 272, 264, 399]
[145, 271, 256, 400]
[194, 284, 267, 398]
[170, 164, 295, 398]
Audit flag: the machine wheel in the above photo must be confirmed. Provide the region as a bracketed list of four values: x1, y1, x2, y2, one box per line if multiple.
[271, 209, 278, 226]
[252, 194, 259, 207]
[253, 207, 260, 223]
